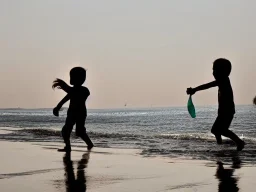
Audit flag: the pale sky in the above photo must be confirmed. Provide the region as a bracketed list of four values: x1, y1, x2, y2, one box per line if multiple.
[0, 0, 255, 109]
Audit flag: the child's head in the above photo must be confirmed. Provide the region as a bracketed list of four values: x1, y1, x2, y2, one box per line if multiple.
[70, 67, 86, 86]
[212, 58, 232, 80]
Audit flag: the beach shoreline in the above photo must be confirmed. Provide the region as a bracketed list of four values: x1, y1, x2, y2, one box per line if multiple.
[1, 141, 256, 192]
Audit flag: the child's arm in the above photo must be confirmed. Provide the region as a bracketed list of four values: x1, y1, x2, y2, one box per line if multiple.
[52, 79, 71, 93]
[187, 81, 218, 95]
[53, 94, 70, 116]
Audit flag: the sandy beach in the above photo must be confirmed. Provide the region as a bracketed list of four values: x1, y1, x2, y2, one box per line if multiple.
[1, 141, 255, 192]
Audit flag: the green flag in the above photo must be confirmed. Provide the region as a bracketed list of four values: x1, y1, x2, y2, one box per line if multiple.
[187, 95, 196, 118]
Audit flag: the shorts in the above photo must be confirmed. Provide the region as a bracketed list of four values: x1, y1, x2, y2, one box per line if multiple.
[62, 112, 87, 137]
[211, 114, 234, 135]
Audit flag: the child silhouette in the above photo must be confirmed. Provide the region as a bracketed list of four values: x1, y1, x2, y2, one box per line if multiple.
[187, 58, 245, 151]
[53, 67, 94, 152]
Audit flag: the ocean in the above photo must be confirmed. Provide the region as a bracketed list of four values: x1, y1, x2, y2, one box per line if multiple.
[0, 106, 256, 164]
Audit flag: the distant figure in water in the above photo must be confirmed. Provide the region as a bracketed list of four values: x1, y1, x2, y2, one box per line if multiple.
[52, 67, 94, 152]
[187, 58, 245, 151]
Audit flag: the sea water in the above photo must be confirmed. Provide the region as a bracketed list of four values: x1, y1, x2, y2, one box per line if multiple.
[0, 106, 255, 163]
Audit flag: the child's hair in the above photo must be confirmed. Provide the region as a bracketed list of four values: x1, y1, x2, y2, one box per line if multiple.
[213, 58, 232, 77]
[70, 67, 86, 86]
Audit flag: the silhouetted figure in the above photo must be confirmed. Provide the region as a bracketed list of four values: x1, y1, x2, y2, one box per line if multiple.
[63, 153, 90, 192]
[187, 58, 245, 151]
[215, 156, 241, 192]
[253, 96, 256, 105]
[53, 67, 94, 152]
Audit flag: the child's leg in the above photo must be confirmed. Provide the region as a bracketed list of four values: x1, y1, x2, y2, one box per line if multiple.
[211, 116, 223, 144]
[76, 127, 94, 149]
[61, 125, 72, 151]
[214, 134, 223, 145]
[76, 115, 94, 149]
[222, 130, 244, 151]
[218, 114, 244, 151]
[80, 132, 94, 149]
[60, 116, 75, 152]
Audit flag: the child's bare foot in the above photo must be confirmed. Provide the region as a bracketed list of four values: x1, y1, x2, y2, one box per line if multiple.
[237, 141, 245, 151]
[87, 144, 94, 151]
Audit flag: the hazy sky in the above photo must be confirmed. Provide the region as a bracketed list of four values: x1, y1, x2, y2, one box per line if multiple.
[0, 0, 255, 108]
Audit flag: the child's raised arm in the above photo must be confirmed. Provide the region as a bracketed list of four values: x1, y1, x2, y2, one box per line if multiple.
[53, 94, 70, 116]
[187, 81, 218, 95]
[52, 78, 71, 93]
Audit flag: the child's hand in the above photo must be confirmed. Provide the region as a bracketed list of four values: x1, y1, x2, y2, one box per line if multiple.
[187, 87, 196, 95]
[53, 107, 59, 117]
[52, 78, 66, 89]
[52, 78, 71, 93]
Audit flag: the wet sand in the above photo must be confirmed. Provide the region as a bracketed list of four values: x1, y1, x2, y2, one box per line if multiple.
[0, 141, 256, 192]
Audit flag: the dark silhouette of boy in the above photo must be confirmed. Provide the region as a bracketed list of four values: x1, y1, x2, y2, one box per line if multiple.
[187, 58, 245, 151]
[52, 67, 94, 152]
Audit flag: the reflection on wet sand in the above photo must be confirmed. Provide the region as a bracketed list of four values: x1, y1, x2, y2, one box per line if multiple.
[63, 152, 90, 192]
[215, 155, 241, 192]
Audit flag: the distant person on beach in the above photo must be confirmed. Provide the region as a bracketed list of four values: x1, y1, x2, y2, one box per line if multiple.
[187, 58, 245, 151]
[52, 67, 94, 152]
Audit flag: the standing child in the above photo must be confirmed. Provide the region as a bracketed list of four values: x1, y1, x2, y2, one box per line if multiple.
[52, 67, 94, 152]
[187, 58, 245, 151]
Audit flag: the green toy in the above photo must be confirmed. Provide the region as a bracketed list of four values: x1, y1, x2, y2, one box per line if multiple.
[187, 95, 196, 118]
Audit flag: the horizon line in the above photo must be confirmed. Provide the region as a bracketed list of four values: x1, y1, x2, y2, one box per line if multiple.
[0, 104, 254, 110]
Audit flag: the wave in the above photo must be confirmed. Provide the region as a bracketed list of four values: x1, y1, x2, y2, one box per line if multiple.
[2, 128, 256, 163]
[1, 128, 254, 144]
